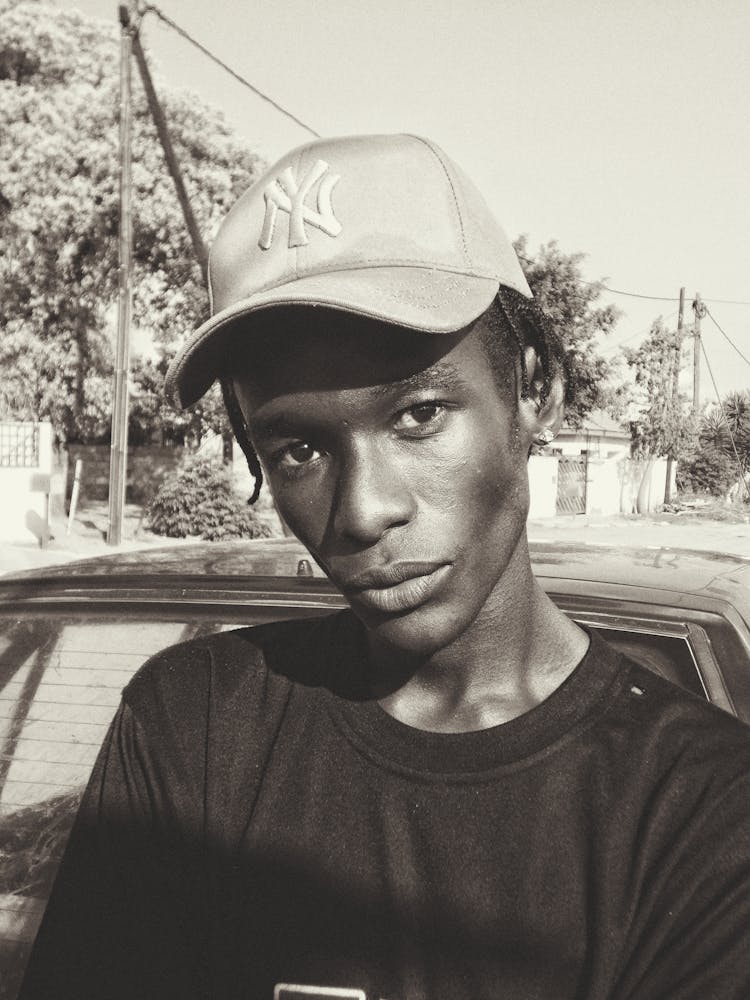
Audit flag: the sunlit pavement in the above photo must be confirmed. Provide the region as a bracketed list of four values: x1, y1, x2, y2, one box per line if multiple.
[527, 515, 750, 559]
[0, 504, 193, 576]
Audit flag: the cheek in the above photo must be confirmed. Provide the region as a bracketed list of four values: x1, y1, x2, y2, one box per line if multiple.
[418, 420, 529, 527]
[269, 477, 332, 548]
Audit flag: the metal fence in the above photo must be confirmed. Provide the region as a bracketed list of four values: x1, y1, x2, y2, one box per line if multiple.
[556, 456, 588, 514]
[0, 423, 40, 469]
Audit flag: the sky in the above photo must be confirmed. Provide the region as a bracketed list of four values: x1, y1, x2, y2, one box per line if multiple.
[56, 0, 750, 405]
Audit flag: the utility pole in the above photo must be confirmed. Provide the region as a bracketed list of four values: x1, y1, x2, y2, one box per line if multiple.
[107, 3, 136, 545]
[692, 292, 706, 414]
[664, 287, 685, 504]
[131, 31, 209, 284]
[130, 23, 234, 461]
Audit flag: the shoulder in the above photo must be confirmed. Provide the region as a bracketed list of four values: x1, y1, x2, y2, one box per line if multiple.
[121, 611, 358, 723]
[599, 638, 750, 794]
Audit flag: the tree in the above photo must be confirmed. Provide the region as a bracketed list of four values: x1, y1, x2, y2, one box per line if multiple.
[0, 1, 263, 443]
[678, 393, 750, 499]
[514, 237, 620, 426]
[128, 354, 227, 447]
[723, 391, 750, 479]
[677, 443, 735, 499]
[622, 317, 696, 507]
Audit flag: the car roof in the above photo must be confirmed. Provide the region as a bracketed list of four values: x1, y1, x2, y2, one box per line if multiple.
[3, 537, 750, 609]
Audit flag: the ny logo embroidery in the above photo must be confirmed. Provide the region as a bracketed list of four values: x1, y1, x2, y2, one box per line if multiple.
[259, 159, 342, 250]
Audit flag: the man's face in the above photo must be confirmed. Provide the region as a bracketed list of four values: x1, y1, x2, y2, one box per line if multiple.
[233, 312, 533, 656]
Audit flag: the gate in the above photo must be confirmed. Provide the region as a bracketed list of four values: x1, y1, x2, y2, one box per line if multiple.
[556, 456, 588, 514]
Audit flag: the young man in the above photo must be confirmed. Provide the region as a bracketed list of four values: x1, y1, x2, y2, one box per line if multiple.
[21, 135, 750, 999]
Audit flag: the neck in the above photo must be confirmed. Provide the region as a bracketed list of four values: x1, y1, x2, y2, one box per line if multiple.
[366, 536, 589, 732]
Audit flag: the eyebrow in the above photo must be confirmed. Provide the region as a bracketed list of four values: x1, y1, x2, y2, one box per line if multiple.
[250, 362, 469, 442]
[369, 361, 470, 399]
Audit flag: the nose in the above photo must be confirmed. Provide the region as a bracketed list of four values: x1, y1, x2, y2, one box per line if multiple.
[332, 441, 415, 545]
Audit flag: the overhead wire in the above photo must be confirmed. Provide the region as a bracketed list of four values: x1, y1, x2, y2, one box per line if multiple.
[705, 307, 750, 370]
[141, 9, 750, 311]
[599, 285, 677, 303]
[142, 3, 320, 138]
[517, 254, 749, 308]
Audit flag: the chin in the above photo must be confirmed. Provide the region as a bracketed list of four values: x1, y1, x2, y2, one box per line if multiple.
[351, 597, 483, 659]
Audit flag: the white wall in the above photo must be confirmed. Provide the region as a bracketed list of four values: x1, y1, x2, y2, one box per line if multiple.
[0, 422, 53, 544]
[617, 457, 672, 514]
[528, 453, 674, 519]
[528, 455, 559, 518]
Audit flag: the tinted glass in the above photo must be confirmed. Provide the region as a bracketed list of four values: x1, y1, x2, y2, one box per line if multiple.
[0, 614, 230, 997]
[587, 626, 706, 699]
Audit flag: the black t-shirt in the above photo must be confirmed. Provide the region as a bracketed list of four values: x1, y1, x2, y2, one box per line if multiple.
[19, 613, 750, 999]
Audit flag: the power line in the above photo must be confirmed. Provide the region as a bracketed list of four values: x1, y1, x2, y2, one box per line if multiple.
[705, 297, 750, 307]
[135, 12, 750, 310]
[143, 4, 320, 138]
[599, 285, 677, 303]
[517, 254, 750, 307]
[705, 307, 750, 370]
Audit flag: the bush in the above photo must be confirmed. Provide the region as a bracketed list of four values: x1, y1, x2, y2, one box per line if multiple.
[677, 448, 736, 498]
[146, 454, 273, 541]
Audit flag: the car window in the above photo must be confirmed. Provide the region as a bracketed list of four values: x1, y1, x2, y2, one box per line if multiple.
[585, 625, 706, 699]
[0, 614, 230, 998]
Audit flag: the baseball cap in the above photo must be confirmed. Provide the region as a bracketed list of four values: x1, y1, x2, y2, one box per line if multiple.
[165, 133, 532, 409]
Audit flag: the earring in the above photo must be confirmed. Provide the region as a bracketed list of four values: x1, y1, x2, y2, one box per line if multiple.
[537, 429, 555, 445]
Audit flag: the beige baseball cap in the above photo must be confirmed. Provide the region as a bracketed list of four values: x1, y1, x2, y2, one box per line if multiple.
[166, 133, 532, 409]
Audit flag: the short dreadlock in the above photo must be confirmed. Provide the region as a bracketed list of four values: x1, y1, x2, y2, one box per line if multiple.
[484, 286, 571, 410]
[221, 287, 570, 504]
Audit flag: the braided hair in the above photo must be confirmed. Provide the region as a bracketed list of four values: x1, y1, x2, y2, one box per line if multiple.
[222, 288, 569, 504]
[220, 376, 264, 505]
[485, 286, 570, 409]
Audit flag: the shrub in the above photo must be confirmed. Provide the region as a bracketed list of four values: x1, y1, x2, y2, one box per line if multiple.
[146, 454, 273, 540]
[677, 448, 736, 498]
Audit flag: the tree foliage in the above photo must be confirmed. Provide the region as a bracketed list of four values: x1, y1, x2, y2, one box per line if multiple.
[678, 391, 750, 497]
[0, 1, 263, 443]
[514, 237, 620, 426]
[622, 317, 695, 461]
[723, 391, 750, 477]
[128, 356, 227, 447]
[676, 445, 735, 497]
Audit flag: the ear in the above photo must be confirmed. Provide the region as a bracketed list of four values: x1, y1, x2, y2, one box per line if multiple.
[517, 346, 565, 446]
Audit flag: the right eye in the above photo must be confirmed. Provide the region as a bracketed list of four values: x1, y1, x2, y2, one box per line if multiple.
[276, 441, 322, 468]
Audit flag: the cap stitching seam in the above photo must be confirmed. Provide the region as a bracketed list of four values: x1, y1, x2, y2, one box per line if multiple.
[409, 135, 469, 265]
[293, 147, 302, 280]
[245, 258, 502, 283]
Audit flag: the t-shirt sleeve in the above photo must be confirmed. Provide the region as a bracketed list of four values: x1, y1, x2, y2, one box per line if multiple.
[615, 768, 750, 1000]
[18, 676, 209, 999]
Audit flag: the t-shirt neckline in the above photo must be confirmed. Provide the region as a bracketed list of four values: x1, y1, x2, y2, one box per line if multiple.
[326, 623, 625, 776]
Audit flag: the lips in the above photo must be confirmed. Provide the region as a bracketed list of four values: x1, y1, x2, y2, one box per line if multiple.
[341, 561, 451, 614]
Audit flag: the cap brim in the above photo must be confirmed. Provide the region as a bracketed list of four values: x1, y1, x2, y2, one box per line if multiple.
[165, 266, 514, 409]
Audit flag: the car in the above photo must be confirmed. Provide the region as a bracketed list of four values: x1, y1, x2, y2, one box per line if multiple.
[1, 537, 750, 997]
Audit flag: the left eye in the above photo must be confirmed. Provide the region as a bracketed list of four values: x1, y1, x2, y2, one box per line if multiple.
[395, 403, 443, 430]
[277, 442, 321, 467]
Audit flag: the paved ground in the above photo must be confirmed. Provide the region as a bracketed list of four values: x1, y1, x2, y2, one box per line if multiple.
[0, 503, 191, 576]
[2, 504, 750, 577]
[527, 512, 750, 559]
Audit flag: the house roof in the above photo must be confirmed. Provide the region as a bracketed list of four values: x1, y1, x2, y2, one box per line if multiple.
[560, 409, 630, 439]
